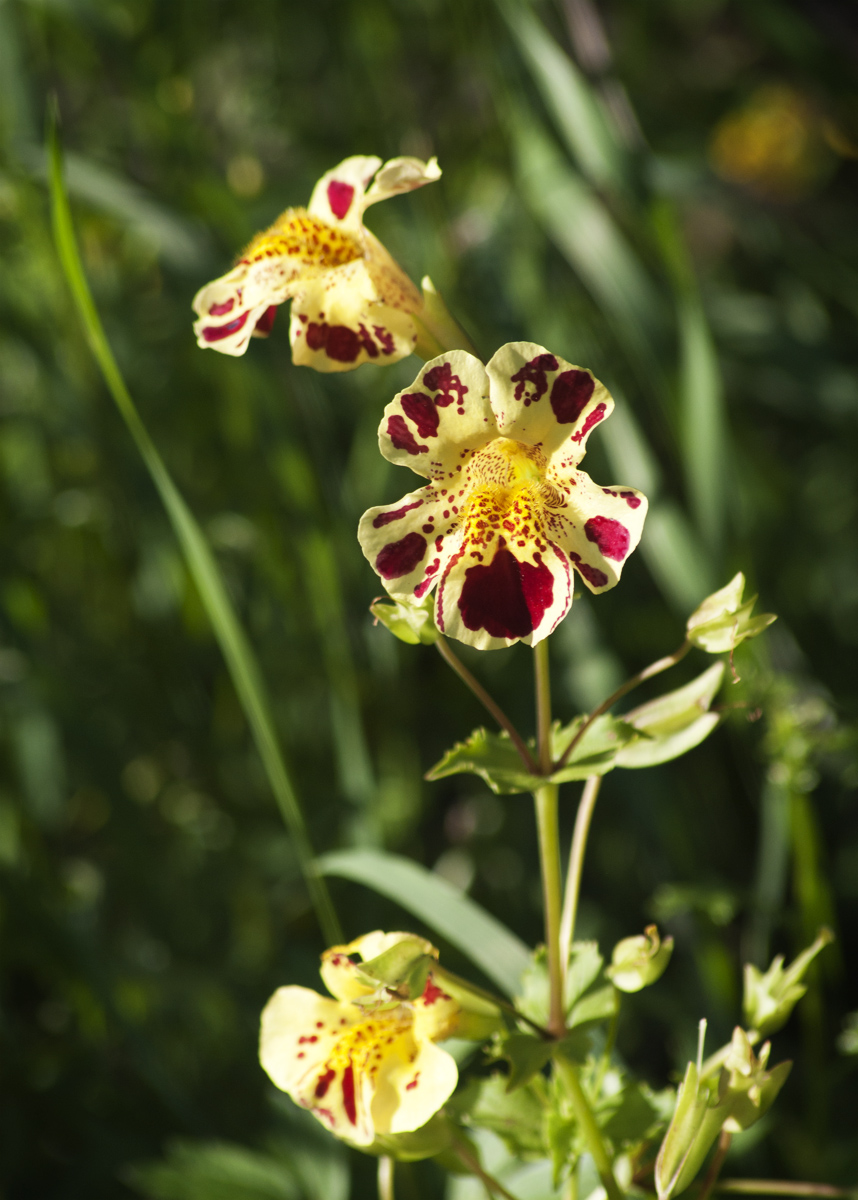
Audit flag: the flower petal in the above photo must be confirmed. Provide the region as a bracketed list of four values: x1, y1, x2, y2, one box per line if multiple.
[290, 265, 417, 372]
[308, 155, 383, 230]
[436, 533, 573, 651]
[379, 352, 495, 480]
[486, 342, 614, 461]
[370, 1036, 458, 1137]
[363, 156, 442, 210]
[321, 931, 435, 1002]
[359, 485, 462, 603]
[192, 209, 362, 356]
[259, 985, 359, 1101]
[546, 469, 648, 593]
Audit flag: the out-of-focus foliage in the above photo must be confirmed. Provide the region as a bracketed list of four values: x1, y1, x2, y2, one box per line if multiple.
[0, 0, 856, 1195]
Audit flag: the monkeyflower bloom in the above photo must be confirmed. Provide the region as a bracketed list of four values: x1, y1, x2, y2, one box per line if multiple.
[358, 344, 647, 650]
[192, 155, 440, 368]
[260, 931, 483, 1147]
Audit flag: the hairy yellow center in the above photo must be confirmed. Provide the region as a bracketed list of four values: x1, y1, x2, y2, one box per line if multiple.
[460, 439, 550, 553]
[241, 207, 363, 270]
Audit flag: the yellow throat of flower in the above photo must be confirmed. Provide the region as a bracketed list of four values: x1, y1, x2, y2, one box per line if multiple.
[240, 208, 363, 271]
[461, 439, 550, 552]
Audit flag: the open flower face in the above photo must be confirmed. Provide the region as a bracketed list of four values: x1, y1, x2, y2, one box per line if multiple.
[359, 344, 648, 650]
[193, 155, 441, 369]
[260, 932, 461, 1147]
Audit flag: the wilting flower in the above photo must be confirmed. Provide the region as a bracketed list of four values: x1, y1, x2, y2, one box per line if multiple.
[358, 344, 647, 650]
[193, 155, 440, 368]
[260, 931, 468, 1146]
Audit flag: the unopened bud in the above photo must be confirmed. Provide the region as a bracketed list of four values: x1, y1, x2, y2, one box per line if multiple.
[607, 925, 674, 993]
[743, 927, 834, 1039]
[686, 572, 776, 654]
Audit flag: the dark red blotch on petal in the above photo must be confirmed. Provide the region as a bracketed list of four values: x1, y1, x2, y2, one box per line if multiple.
[421, 976, 450, 1006]
[401, 392, 440, 438]
[458, 540, 554, 639]
[253, 305, 278, 337]
[376, 532, 427, 579]
[584, 516, 629, 561]
[209, 298, 235, 317]
[315, 1068, 336, 1099]
[511, 353, 558, 406]
[372, 500, 424, 529]
[569, 552, 609, 589]
[306, 322, 361, 362]
[342, 1065, 357, 1126]
[202, 311, 250, 342]
[387, 415, 428, 455]
[550, 370, 595, 424]
[571, 402, 606, 444]
[327, 180, 355, 220]
[423, 362, 468, 408]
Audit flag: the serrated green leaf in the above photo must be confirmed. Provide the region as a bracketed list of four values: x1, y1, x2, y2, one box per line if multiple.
[598, 1082, 663, 1146]
[498, 1033, 555, 1091]
[568, 984, 618, 1029]
[616, 663, 726, 769]
[565, 941, 604, 1009]
[316, 849, 531, 997]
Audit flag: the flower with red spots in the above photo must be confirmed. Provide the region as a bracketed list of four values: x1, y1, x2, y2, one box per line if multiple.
[260, 931, 470, 1147]
[192, 155, 440, 368]
[359, 343, 648, 650]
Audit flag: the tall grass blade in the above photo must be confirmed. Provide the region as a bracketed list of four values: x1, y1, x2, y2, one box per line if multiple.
[496, 0, 626, 193]
[318, 849, 531, 996]
[47, 108, 341, 946]
[652, 199, 729, 562]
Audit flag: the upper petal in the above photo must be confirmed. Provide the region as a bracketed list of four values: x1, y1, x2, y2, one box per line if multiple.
[259, 985, 358, 1098]
[192, 209, 362, 356]
[290, 267, 417, 372]
[359, 484, 463, 603]
[363, 156, 442, 210]
[486, 342, 614, 461]
[379, 352, 496, 480]
[308, 155, 383, 231]
[545, 468, 648, 593]
[321, 931, 437, 1001]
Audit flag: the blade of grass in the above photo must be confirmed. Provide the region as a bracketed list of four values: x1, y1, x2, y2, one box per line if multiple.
[652, 198, 729, 563]
[496, 0, 626, 194]
[47, 106, 341, 946]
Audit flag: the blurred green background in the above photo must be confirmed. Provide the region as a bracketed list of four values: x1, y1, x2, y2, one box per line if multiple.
[1, 0, 857, 1194]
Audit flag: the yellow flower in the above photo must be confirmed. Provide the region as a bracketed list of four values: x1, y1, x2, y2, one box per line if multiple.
[192, 155, 440, 368]
[259, 931, 464, 1147]
[358, 343, 647, 650]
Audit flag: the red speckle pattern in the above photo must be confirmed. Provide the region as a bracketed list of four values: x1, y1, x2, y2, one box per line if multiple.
[511, 353, 558, 405]
[327, 180, 356, 220]
[458, 541, 554, 639]
[376, 533, 427, 579]
[584, 516, 629, 561]
[202, 311, 250, 342]
[372, 500, 424, 529]
[602, 488, 642, 509]
[550, 369, 595, 424]
[387, 414, 428, 455]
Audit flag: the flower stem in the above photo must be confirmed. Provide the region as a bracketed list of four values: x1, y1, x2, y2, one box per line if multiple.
[378, 1156, 395, 1200]
[535, 783, 565, 1037]
[554, 1055, 623, 1200]
[559, 775, 602, 974]
[452, 1133, 522, 1200]
[698, 1132, 732, 1200]
[535, 639, 553, 775]
[435, 637, 539, 774]
[555, 639, 692, 769]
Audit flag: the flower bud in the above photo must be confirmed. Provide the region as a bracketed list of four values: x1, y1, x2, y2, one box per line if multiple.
[743, 927, 834, 1039]
[686, 572, 776, 654]
[370, 594, 440, 645]
[606, 925, 674, 993]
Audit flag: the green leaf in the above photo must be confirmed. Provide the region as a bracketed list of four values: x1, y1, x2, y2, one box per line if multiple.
[450, 1075, 548, 1158]
[370, 593, 440, 646]
[316, 849, 531, 997]
[497, 1033, 555, 1091]
[616, 663, 725, 769]
[46, 113, 340, 946]
[565, 941, 604, 1009]
[598, 1082, 663, 1146]
[568, 984, 618, 1029]
[426, 715, 635, 796]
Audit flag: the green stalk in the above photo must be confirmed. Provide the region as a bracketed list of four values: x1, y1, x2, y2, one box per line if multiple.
[533, 640, 565, 1036]
[47, 108, 341, 945]
[554, 1055, 623, 1200]
[378, 1156, 395, 1200]
[559, 774, 602, 973]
